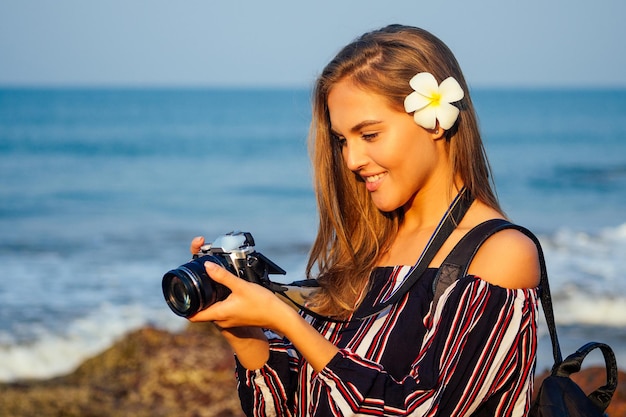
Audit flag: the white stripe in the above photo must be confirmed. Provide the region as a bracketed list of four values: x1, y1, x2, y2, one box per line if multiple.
[252, 369, 278, 416]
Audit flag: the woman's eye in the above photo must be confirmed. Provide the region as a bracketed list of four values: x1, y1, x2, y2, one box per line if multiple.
[362, 132, 378, 141]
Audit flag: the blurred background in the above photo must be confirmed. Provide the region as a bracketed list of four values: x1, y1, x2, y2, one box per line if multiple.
[1, 0, 625, 381]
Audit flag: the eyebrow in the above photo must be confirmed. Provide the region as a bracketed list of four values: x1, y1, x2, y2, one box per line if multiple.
[330, 119, 383, 137]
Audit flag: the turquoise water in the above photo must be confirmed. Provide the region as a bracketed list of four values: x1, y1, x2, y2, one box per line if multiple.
[1, 87, 625, 380]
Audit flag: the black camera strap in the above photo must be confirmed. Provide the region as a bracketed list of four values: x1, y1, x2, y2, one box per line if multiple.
[272, 187, 474, 323]
[353, 187, 473, 319]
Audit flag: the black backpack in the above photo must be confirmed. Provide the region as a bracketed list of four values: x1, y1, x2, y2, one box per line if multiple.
[432, 219, 619, 417]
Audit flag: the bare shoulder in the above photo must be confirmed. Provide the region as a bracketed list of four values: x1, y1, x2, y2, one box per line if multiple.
[467, 227, 541, 289]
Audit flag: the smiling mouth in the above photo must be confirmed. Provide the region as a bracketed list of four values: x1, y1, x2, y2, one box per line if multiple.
[364, 173, 386, 183]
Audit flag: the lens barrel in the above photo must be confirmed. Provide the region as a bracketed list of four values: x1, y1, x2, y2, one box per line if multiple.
[161, 255, 231, 318]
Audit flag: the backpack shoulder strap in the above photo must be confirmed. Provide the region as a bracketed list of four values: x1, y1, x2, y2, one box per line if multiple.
[432, 218, 513, 306]
[431, 218, 562, 365]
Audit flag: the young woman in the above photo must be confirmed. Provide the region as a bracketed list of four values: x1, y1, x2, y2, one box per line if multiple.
[189, 24, 541, 416]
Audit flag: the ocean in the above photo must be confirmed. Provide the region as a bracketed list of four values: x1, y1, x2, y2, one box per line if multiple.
[1, 87, 625, 381]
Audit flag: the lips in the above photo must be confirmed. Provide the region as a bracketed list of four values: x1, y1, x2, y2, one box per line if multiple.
[363, 172, 386, 191]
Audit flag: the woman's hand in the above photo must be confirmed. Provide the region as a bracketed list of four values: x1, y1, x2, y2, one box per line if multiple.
[188, 260, 289, 330]
[187, 236, 297, 331]
[186, 236, 339, 372]
[187, 236, 270, 369]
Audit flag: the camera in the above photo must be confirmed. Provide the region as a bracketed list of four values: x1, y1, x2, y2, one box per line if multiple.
[162, 231, 286, 318]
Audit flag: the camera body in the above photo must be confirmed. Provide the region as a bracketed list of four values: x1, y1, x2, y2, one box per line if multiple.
[162, 231, 285, 318]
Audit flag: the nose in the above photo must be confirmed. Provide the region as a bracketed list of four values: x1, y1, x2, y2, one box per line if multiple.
[342, 139, 368, 172]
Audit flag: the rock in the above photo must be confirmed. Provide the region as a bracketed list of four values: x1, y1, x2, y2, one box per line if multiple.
[2, 326, 624, 417]
[0, 323, 244, 417]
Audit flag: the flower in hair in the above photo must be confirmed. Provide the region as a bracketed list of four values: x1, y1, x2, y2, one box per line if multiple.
[403, 72, 464, 130]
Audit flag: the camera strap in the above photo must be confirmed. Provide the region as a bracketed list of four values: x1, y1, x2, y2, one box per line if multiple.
[354, 186, 473, 319]
[271, 187, 474, 323]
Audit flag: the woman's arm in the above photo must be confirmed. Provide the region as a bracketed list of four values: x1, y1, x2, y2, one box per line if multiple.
[216, 327, 270, 370]
[468, 228, 541, 289]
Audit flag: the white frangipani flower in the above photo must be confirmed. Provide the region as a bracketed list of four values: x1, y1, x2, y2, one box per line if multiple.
[403, 72, 464, 130]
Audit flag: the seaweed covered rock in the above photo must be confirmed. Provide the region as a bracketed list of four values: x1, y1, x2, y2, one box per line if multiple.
[3, 325, 625, 417]
[0, 323, 243, 417]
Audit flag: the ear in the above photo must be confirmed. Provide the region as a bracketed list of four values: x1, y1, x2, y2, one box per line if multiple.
[430, 123, 446, 141]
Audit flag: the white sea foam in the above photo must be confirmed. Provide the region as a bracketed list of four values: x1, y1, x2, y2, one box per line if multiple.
[552, 293, 626, 326]
[0, 303, 186, 382]
[545, 223, 626, 326]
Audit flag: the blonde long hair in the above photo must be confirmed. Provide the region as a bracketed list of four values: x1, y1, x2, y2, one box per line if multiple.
[306, 25, 500, 318]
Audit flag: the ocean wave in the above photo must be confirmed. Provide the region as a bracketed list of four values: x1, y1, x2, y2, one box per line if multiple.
[0, 303, 185, 382]
[552, 293, 626, 326]
[535, 223, 626, 329]
[0, 223, 624, 382]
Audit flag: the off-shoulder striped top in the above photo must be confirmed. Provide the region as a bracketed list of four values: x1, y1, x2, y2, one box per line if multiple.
[236, 265, 538, 417]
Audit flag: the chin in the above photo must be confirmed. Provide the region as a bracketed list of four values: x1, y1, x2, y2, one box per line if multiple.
[372, 200, 402, 214]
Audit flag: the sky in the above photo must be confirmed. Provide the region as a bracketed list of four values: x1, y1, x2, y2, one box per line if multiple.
[1, 0, 625, 89]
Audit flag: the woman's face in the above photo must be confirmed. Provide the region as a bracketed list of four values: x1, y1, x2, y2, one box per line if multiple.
[327, 79, 442, 213]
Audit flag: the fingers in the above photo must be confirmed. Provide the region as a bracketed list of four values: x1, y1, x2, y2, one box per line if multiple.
[188, 261, 282, 329]
[203, 261, 239, 288]
[188, 262, 241, 324]
[190, 236, 205, 254]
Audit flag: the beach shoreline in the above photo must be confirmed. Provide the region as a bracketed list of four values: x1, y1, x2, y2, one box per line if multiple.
[1, 324, 624, 417]
[0, 324, 244, 417]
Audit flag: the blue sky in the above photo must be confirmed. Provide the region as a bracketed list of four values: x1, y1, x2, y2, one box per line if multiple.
[1, 0, 624, 88]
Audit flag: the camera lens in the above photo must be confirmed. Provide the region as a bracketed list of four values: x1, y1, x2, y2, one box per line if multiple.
[161, 255, 231, 318]
[166, 275, 193, 314]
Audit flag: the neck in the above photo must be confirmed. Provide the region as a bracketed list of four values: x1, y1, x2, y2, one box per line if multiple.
[400, 181, 465, 233]
[377, 183, 469, 267]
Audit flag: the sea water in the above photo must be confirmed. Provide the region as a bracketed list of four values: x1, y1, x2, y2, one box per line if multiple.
[1, 87, 625, 381]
